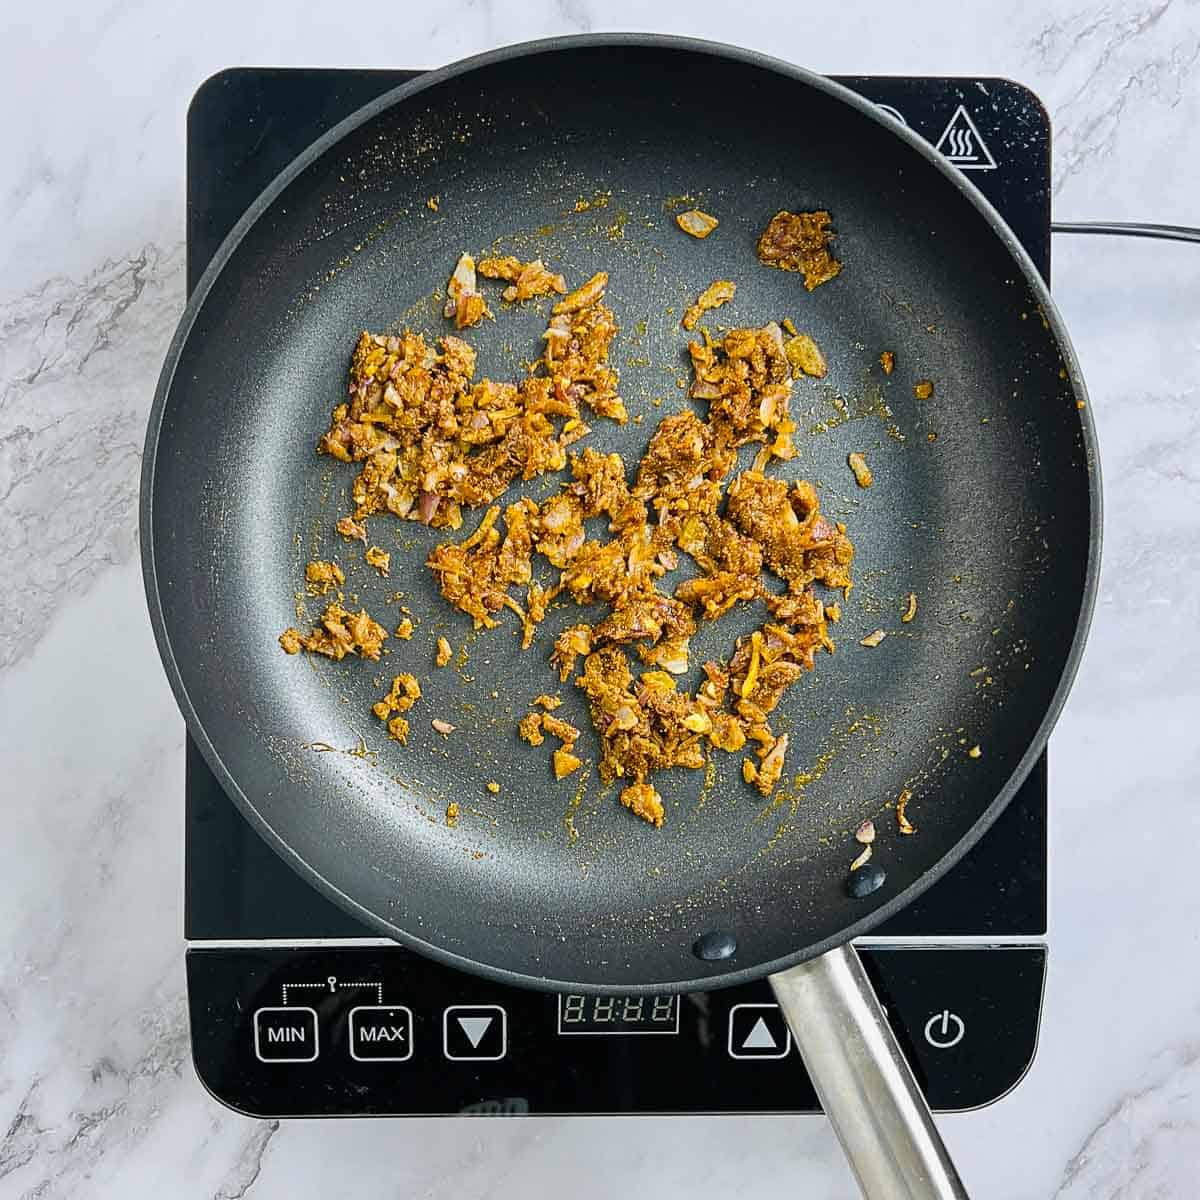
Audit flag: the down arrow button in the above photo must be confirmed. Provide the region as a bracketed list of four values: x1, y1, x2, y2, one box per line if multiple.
[444, 1005, 507, 1061]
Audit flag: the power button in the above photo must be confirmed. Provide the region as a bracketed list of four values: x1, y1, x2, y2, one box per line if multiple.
[923, 1010, 965, 1049]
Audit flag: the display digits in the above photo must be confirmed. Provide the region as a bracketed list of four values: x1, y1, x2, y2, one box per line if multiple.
[558, 994, 680, 1034]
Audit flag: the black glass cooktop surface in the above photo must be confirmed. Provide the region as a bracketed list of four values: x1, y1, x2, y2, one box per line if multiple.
[184, 68, 1049, 1117]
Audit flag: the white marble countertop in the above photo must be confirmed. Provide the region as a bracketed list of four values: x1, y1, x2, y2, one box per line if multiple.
[3, 2, 1199, 1197]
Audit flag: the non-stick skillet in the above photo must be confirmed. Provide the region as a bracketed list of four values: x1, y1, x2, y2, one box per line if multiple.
[143, 35, 1100, 1199]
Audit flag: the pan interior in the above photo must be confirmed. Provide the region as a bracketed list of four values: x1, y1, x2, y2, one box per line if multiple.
[150, 44, 1092, 990]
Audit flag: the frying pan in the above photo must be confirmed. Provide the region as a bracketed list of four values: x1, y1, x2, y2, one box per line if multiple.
[143, 35, 1098, 1198]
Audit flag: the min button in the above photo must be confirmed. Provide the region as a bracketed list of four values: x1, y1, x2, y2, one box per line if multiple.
[254, 1007, 319, 1063]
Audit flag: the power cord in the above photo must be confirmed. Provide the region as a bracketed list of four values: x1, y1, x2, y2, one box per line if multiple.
[1051, 222, 1200, 244]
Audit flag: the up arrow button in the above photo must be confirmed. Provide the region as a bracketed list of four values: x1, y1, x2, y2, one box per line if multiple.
[727, 1003, 792, 1060]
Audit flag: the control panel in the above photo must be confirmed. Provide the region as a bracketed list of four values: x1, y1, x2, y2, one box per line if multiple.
[188, 945, 1044, 1116]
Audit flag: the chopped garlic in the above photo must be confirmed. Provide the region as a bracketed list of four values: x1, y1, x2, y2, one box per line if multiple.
[676, 209, 719, 239]
[848, 452, 873, 488]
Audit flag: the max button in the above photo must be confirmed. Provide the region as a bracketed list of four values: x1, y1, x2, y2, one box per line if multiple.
[349, 1005, 414, 1062]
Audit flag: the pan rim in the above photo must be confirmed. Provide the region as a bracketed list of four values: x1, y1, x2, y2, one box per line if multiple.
[144, 32, 1101, 994]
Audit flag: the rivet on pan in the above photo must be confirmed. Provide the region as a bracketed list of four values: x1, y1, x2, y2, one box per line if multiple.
[692, 930, 737, 961]
[846, 863, 888, 899]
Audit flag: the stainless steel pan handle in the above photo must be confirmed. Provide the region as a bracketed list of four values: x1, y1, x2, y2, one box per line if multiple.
[770, 945, 969, 1200]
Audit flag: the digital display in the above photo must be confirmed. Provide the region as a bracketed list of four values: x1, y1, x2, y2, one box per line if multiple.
[557, 994, 680, 1035]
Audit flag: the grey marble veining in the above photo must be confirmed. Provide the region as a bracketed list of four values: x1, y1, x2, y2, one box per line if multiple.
[2, 3, 1199, 1197]
[1031, 1, 1200, 196]
[0, 245, 184, 669]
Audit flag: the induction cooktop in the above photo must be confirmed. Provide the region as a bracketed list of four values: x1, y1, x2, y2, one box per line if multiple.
[184, 68, 1049, 1117]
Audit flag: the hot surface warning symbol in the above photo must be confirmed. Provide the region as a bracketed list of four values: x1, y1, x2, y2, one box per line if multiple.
[934, 105, 998, 171]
